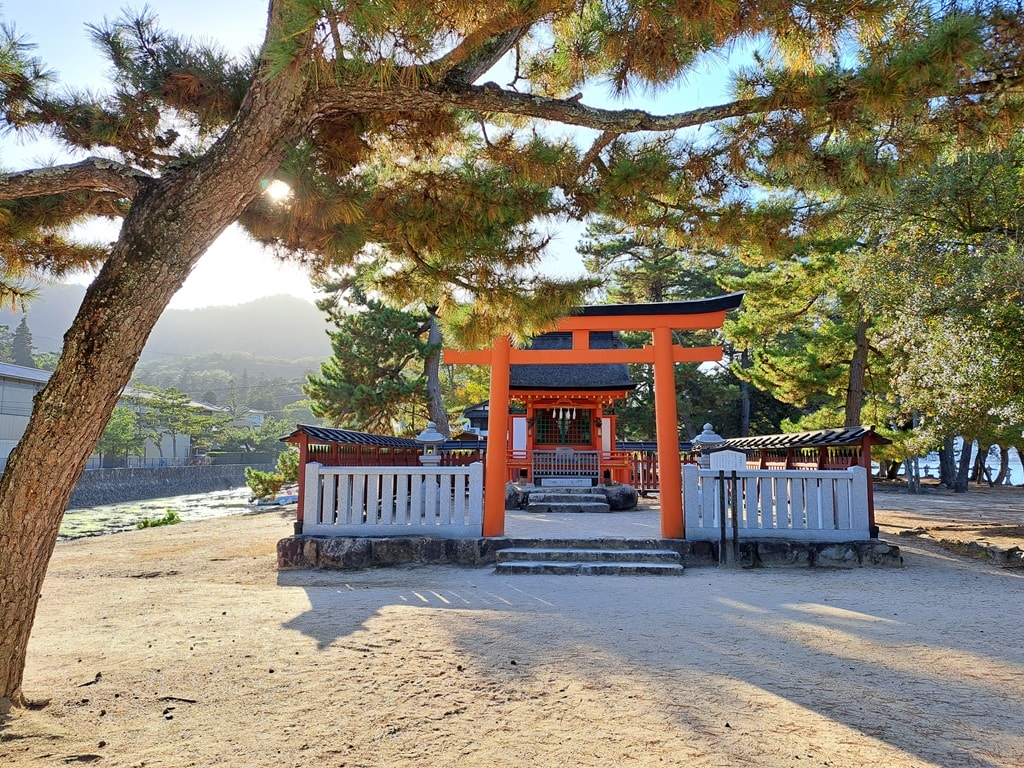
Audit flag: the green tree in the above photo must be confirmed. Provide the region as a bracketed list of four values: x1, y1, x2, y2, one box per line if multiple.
[0, 324, 11, 362]
[3, 0, 1024, 707]
[135, 386, 222, 461]
[95, 406, 146, 467]
[578, 218, 723, 304]
[11, 317, 35, 368]
[306, 287, 432, 433]
[217, 415, 290, 455]
[854, 145, 1024, 489]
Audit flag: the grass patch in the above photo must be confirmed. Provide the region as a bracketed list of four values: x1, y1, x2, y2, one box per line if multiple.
[136, 510, 181, 529]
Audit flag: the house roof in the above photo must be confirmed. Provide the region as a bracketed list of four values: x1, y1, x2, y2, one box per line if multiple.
[510, 330, 634, 391]
[0, 361, 51, 385]
[281, 425, 421, 448]
[724, 426, 891, 450]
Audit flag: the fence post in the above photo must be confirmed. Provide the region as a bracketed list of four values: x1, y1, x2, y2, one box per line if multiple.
[730, 470, 740, 564]
[849, 466, 870, 537]
[718, 470, 727, 565]
[682, 464, 699, 535]
[301, 462, 322, 534]
[468, 462, 485, 533]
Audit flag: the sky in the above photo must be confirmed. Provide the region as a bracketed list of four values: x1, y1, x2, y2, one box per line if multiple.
[1, 0, 734, 309]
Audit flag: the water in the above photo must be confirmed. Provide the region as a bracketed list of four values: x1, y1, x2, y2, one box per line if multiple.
[910, 445, 1023, 485]
[59, 487, 260, 540]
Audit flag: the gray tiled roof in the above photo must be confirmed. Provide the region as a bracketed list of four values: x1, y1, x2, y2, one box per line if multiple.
[510, 331, 634, 391]
[281, 425, 420, 447]
[724, 426, 891, 450]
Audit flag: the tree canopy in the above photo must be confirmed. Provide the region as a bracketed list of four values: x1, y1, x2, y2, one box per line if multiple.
[3, 0, 1024, 706]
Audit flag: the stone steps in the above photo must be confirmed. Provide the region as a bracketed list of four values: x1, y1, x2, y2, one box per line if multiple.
[525, 492, 610, 514]
[494, 546, 685, 576]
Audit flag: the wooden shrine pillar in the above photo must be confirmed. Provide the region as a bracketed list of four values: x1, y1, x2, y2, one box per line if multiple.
[652, 325, 684, 538]
[483, 336, 511, 536]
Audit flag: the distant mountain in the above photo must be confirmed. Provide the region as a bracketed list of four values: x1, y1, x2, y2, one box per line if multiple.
[0, 284, 332, 361]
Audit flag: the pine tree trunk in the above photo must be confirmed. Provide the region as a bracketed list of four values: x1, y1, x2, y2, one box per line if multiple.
[844, 318, 870, 427]
[938, 436, 957, 487]
[953, 438, 973, 493]
[739, 349, 751, 437]
[424, 311, 450, 437]
[0, 46, 311, 705]
[994, 445, 1010, 485]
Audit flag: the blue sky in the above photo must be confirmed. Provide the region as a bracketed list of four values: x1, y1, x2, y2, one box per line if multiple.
[1, 1, 738, 308]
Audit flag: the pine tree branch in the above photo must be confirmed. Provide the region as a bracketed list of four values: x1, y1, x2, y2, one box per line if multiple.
[314, 81, 771, 133]
[441, 83, 773, 132]
[430, 1, 561, 85]
[0, 158, 150, 202]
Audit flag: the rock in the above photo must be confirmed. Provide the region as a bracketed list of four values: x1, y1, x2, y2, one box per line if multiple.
[505, 482, 529, 510]
[604, 483, 638, 510]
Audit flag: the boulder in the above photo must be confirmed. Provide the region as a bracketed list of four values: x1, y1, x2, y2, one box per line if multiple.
[604, 483, 638, 510]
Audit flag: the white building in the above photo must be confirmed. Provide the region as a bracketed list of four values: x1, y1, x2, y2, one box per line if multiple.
[0, 361, 194, 469]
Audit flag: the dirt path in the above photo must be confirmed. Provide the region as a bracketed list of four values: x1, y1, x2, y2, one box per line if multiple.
[3, 491, 1023, 767]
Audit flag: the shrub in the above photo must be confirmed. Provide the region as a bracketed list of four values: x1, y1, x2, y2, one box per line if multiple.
[245, 447, 299, 501]
[245, 466, 284, 501]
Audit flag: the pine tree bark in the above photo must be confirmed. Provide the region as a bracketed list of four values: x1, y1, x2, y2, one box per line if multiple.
[994, 445, 1010, 485]
[844, 318, 870, 427]
[739, 348, 752, 437]
[0, 43, 311, 705]
[938, 436, 957, 487]
[953, 438, 973, 493]
[424, 311, 451, 437]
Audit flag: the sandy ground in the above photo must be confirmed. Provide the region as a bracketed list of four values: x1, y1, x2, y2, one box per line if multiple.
[3, 485, 1023, 767]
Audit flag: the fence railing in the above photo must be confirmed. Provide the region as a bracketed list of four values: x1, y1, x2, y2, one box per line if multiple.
[683, 465, 871, 542]
[531, 449, 600, 480]
[302, 462, 484, 537]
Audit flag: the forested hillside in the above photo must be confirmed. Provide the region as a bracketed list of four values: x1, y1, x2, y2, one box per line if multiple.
[0, 284, 330, 360]
[0, 284, 330, 420]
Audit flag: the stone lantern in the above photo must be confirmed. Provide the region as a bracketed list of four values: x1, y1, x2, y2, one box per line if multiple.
[415, 421, 446, 466]
[692, 423, 725, 469]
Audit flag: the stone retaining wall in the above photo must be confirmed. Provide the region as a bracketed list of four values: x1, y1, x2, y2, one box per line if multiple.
[277, 534, 902, 570]
[68, 464, 273, 509]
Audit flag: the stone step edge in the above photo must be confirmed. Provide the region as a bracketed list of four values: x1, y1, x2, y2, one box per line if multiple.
[497, 547, 681, 562]
[527, 493, 609, 502]
[495, 561, 686, 576]
[525, 503, 612, 514]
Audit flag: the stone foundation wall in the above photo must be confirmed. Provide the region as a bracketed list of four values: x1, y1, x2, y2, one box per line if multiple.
[68, 464, 273, 509]
[277, 534, 902, 570]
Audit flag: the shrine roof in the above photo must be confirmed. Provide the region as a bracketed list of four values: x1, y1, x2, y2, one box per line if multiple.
[281, 424, 420, 448]
[572, 292, 744, 317]
[510, 330, 634, 391]
[724, 425, 891, 450]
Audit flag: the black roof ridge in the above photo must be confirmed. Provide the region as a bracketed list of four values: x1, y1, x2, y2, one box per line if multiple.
[724, 425, 890, 449]
[573, 292, 744, 317]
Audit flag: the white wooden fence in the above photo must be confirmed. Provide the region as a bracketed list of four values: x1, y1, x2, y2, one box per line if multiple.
[683, 465, 871, 541]
[302, 462, 484, 537]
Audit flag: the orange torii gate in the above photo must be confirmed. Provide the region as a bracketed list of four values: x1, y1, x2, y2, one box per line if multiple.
[444, 293, 744, 538]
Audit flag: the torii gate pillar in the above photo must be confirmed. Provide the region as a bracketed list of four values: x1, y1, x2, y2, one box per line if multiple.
[652, 325, 684, 538]
[483, 336, 511, 536]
